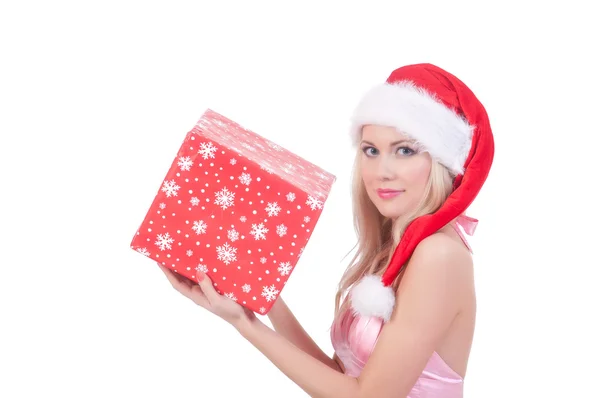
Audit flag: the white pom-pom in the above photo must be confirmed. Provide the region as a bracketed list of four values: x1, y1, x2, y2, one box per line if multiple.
[349, 275, 396, 322]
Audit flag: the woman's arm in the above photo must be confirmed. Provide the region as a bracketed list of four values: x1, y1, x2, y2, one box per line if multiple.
[231, 234, 471, 398]
[267, 297, 342, 372]
[236, 314, 360, 398]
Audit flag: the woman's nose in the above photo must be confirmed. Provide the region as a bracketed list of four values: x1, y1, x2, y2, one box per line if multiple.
[376, 156, 396, 180]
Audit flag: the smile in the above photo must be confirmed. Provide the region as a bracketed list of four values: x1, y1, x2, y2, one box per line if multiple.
[376, 189, 404, 199]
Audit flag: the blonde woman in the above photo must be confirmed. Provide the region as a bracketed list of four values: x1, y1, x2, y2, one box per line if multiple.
[159, 63, 494, 397]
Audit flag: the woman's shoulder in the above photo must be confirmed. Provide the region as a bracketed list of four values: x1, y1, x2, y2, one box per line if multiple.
[407, 229, 473, 278]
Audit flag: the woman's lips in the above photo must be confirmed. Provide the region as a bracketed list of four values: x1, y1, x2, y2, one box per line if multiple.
[376, 189, 403, 199]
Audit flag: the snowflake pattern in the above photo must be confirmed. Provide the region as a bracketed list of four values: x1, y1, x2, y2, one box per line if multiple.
[241, 142, 255, 152]
[224, 292, 238, 302]
[192, 220, 207, 235]
[260, 164, 274, 174]
[305, 195, 323, 210]
[242, 284, 251, 293]
[286, 192, 295, 202]
[303, 216, 311, 223]
[316, 171, 330, 180]
[177, 156, 193, 171]
[240, 216, 247, 222]
[155, 233, 174, 251]
[186, 249, 193, 257]
[136, 247, 150, 256]
[190, 197, 200, 206]
[260, 257, 267, 264]
[261, 285, 279, 302]
[276, 224, 287, 237]
[230, 158, 237, 165]
[214, 187, 235, 210]
[238, 172, 252, 186]
[161, 180, 180, 197]
[198, 142, 217, 159]
[196, 264, 208, 273]
[283, 163, 295, 174]
[277, 262, 292, 276]
[216, 242, 237, 265]
[250, 223, 268, 240]
[259, 307, 266, 314]
[159, 203, 166, 209]
[267, 142, 283, 152]
[227, 228, 239, 242]
[265, 202, 281, 217]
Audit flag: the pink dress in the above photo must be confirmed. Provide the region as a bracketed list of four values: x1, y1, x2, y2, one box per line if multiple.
[330, 216, 477, 397]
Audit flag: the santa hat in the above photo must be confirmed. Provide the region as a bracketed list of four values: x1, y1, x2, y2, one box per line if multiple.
[348, 63, 494, 322]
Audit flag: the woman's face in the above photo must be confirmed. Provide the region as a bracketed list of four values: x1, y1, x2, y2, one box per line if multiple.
[360, 125, 432, 219]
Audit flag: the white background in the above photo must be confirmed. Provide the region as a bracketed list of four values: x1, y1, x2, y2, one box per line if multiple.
[1, 1, 599, 397]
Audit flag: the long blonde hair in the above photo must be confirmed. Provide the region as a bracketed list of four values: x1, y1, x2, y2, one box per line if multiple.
[333, 148, 454, 317]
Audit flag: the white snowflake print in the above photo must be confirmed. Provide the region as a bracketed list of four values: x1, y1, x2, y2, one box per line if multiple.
[214, 187, 235, 210]
[260, 257, 267, 264]
[283, 163, 295, 174]
[198, 142, 217, 159]
[240, 216, 247, 222]
[259, 307, 266, 314]
[250, 223, 268, 240]
[216, 242, 237, 265]
[260, 164, 274, 174]
[177, 156, 193, 171]
[286, 192, 296, 202]
[225, 293, 237, 301]
[305, 195, 323, 210]
[159, 203, 166, 210]
[227, 228, 239, 242]
[161, 180, 180, 197]
[136, 247, 150, 256]
[186, 249, 193, 257]
[190, 197, 200, 206]
[316, 171, 330, 180]
[195, 264, 208, 273]
[192, 220, 207, 235]
[261, 285, 279, 302]
[276, 224, 287, 237]
[242, 284, 251, 293]
[155, 233, 174, 251]
[241, 142, 255, 152]
[267, 142, 283, 152]
[230, 158, 237, 165]
[238, 172, 252, 186]
[265, 202, 281, 217]
[303, 216, 310, 223]
[277, 261, 292, 276]
[224, 292, 238, 302]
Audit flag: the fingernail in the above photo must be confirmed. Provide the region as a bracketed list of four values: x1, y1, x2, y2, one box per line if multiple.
[197, 271, 205, 282]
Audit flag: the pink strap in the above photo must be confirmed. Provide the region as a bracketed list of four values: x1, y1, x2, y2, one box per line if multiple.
[452, 214, 478, 253]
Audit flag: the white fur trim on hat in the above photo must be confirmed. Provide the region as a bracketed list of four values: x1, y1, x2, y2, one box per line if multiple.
[349, 275, 396, 322]
[349, 81, 474, 176]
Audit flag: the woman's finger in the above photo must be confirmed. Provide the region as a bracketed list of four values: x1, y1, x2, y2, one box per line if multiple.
[189, 284, 212, 309]
[196, 270, 221, 304]
[158, 264, 192, 297]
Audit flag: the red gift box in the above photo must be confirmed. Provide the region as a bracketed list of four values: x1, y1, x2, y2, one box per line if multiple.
[131, 109, 336, 315]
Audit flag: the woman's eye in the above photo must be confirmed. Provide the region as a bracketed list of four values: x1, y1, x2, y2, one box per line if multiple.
[362, 147, 378, 156]
[397, 147, 415, 156]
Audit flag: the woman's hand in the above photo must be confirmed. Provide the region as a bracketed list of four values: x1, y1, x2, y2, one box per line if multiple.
[157, 263, 257, 327]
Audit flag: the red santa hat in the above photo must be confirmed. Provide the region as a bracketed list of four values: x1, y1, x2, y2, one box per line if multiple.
[348, 63, 494, 322]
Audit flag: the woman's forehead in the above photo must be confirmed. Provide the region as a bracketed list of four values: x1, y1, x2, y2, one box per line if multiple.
[361, 125, 413, 143]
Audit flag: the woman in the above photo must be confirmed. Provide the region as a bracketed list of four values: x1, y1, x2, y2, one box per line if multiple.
[159, 63, 494, 397]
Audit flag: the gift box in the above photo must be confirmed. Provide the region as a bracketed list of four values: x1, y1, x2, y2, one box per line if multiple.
[130, 109, 336, 315]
